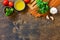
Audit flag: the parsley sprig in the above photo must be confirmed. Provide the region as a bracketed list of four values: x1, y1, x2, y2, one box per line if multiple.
[36, 0, 50, 14]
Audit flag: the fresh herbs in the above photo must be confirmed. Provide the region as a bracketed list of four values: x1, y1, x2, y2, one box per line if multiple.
[36, 0, 50, 14]
[5, 7, 14, 16]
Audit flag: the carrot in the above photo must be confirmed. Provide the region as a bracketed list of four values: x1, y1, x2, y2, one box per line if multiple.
[35, 13, 41, 17]
[42, 11, 49, 17]
[29, 10, 49, 17]
[29, 0, 50, 17]
[43, 0, 50, 2]
[49, 0, 60, 7]
[30, 9, 41, 17]
[29, 7, 49, 17]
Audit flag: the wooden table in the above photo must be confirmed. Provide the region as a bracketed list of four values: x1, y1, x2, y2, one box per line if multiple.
[0, 0, 60, 40]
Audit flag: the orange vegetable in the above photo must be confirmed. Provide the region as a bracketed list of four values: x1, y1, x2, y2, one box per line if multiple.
[29, 0, 60, 17]
[49, 0, 60, 7]
[29, 7, 49, 17]
[29, 0, 49, 17]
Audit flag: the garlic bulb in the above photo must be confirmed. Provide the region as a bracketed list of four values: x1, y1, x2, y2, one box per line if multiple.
[50, 7, 58, 14]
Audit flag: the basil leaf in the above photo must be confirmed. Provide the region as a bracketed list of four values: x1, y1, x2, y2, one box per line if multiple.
[36, 0, 50, 14]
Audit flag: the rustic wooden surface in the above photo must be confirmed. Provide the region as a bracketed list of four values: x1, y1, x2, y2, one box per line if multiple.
[0, 0, 60, 40]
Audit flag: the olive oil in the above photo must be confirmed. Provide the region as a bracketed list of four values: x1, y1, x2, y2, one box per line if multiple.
[14, 0, 25, 11]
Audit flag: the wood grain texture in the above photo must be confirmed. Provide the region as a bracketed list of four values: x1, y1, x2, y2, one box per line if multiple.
[0, 0, 60, 40]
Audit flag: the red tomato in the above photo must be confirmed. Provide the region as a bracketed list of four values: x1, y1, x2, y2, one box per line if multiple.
[24, 0, 30, 4]
[4, 0, 8, 1]
[9, 1, 14, 7]
[3, 0, 9, 6]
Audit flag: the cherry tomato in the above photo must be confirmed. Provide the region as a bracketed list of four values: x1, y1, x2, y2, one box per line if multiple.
[3, 0, 9, 6]
[4, 0, 8, 1]
[24, 0, 30, 4]
[9, 1, 14, 7]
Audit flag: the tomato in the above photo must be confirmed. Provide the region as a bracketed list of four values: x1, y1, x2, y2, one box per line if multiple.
[24, 0, 30, 4]
[9, 1, 14, 7]
[3, 0, 9, 6]
[4, 0, 8, 1]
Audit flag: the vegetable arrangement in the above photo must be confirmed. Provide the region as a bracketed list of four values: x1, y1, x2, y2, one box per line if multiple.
[36, 0, 50, 14]
[2, 0, 59, 20]
[3, 0, 14, 16]
[3, 0, 14, 7]
[3, 0, 31, 16]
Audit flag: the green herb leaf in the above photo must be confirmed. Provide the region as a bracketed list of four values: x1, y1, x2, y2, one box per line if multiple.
[36, 0, 50, 14]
